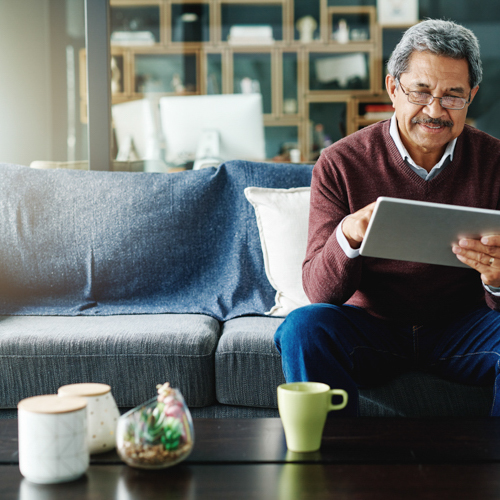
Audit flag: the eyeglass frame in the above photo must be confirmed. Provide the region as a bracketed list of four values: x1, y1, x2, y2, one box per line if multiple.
[397, 80, 472, 110]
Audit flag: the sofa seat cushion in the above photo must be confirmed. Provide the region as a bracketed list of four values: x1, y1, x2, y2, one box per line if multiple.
[216, 317, 492, 416]
[216, 316, 286, 408]
[0, 314, 219, 408]
[360, 371, 492, 417]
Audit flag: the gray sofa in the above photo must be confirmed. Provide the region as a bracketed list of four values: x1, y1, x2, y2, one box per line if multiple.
[0, 161, 493, 417]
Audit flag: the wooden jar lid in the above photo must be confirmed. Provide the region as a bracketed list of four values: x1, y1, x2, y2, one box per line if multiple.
[18, 395, 87, 414]
[58, 383, 112, 397]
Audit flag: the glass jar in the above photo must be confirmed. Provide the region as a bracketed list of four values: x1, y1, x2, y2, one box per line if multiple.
[116, 384, 194, 469]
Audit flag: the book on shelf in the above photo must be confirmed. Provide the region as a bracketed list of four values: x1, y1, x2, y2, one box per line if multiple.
[362, 103, 393, 120]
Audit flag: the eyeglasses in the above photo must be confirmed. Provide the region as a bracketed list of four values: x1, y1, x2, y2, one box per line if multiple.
[398, 81, 471, 110]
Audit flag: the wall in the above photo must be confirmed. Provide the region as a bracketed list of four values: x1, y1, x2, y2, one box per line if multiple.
[0, 0, 52, 166]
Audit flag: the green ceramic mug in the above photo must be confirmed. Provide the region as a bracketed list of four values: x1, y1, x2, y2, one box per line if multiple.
[277, 382, 348, 452]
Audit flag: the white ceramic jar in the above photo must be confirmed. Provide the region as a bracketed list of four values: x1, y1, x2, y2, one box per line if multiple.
[58, 383, 120, 454]
[18, 395, 89, 484]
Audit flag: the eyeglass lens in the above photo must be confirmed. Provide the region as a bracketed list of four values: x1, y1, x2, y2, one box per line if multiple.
[409, 92, 466, 109]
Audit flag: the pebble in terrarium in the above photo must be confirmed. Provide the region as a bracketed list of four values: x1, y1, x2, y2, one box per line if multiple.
[116, 382, 194, 469]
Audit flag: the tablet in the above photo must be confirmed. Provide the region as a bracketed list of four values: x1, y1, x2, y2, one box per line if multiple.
[359, 197, 500, 268]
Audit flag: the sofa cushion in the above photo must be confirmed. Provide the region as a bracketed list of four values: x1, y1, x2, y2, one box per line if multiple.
[0, 161, 312, 321]
[360, 371, 492, 417]
[0, 313, 219, 408]
[216, 316, 286, 407]
[216, 317, 492, 416]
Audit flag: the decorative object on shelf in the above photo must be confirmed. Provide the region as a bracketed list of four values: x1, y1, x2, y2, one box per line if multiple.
[332, 18, 349, 44]
[289, 148, 301, 163]
[283, 98, 298, 114]
[351, 28, 369, 41]
[182, 13, 198, 22]
[171, 73, 186, 93]
[58, 383, 120, 455]
[240, 77, 261, 94]
[110, 31, 155, 46]
[207, 73, 220, 95]
[296, 15, 317, 43]
[136, 74, 163, 93]
[228, 25, 274, 45]
[17, 395, 89, 484]
[314, 53, 367, 88]
[173, 12, 200, 42]
[330, 10, 374, 44]
[111, 57, 122, 94]
[377, 0, 418, 26]
[117, 382, 194, 469]
[312, 123, 332, 155]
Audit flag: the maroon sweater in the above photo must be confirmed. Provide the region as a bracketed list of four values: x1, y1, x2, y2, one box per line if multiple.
[303, 120, 500, 324]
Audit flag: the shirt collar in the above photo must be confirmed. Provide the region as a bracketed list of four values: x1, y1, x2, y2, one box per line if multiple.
[389, 113, 457, 176]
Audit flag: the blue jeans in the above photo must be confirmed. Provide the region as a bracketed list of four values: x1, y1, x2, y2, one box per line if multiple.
[274, 303, 500, 416]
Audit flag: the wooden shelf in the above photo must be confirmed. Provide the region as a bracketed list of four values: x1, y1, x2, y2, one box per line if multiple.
[79, 1, 411, 161]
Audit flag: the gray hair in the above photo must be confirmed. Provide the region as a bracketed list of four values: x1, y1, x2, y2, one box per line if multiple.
[387, 19, 482, 89]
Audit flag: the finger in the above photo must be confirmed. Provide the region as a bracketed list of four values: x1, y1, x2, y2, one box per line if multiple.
[458, 238, 500, 257]
[453, 245, 500, 287]
[343, 215, 369, 245]
[452, 246, 496, 267]
[364, 201, 377, 215]
[342, 201, 377, 248]
[481, 235, 500, 247]
[454, 252, 492, 273]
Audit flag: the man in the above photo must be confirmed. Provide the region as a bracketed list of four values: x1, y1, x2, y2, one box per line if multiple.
[274, 19, 500, 416]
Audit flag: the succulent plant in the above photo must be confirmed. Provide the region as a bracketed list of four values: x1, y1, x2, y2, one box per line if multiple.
[126, 383, 186, 451]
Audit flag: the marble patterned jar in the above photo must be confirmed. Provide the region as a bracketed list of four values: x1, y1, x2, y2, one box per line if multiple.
[58, 383, 120, 454]
[18, 395, 89, 484]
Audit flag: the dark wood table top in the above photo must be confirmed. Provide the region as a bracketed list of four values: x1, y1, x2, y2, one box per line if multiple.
[3, 417, 500, 465]
[3, 417, 500, 499]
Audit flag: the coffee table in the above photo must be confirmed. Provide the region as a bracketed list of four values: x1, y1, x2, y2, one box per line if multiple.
[2, 417, 500, 499]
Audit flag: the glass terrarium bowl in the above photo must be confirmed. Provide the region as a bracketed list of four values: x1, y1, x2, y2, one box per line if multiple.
[116, 384, 194, 469]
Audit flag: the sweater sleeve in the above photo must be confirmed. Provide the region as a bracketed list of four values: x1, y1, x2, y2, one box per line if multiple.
[302, 153, 363, 305]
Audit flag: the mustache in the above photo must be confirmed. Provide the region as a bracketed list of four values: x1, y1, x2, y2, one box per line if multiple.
[411, 117, 454, 128]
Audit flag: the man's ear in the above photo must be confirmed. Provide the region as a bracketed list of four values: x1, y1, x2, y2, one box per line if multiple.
[386, 75, 397, 108]
[469, 85, 480, 104]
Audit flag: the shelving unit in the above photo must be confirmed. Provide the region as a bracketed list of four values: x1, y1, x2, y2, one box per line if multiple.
[80, 0, 413, 162]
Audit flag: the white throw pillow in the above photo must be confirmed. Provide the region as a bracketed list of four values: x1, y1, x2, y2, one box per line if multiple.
[244, 186, 311, 316]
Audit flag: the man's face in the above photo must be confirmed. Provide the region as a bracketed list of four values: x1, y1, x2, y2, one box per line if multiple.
[386, 51, 479, 166]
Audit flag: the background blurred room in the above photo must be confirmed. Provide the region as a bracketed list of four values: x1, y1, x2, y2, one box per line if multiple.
[2, 0, 499, 169]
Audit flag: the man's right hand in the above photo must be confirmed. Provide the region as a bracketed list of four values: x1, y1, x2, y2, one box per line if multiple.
[341, 201, 377, 249]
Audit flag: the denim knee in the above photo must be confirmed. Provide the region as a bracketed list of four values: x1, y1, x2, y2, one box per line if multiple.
[274, 303, 343, 355]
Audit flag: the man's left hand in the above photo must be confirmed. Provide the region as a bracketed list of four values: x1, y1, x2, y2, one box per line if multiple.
[452, 236, 500, 288]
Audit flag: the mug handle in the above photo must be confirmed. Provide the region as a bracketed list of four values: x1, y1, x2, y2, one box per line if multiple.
[328, 389, 348, 411]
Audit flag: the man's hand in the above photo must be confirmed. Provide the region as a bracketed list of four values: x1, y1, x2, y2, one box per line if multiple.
[341, 201, 377, 249]
[452, 235, 500, 288]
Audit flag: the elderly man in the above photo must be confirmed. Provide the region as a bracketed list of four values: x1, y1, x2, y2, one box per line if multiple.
[275, 19, 500, 416]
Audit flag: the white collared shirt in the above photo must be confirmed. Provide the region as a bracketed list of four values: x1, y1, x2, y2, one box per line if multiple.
[389, 114, 457, 180]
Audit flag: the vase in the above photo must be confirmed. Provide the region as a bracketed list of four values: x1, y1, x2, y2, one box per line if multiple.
[58, 383, 120, 454]
[18, 395, 89, 484]
[116, 386, 194, 469]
